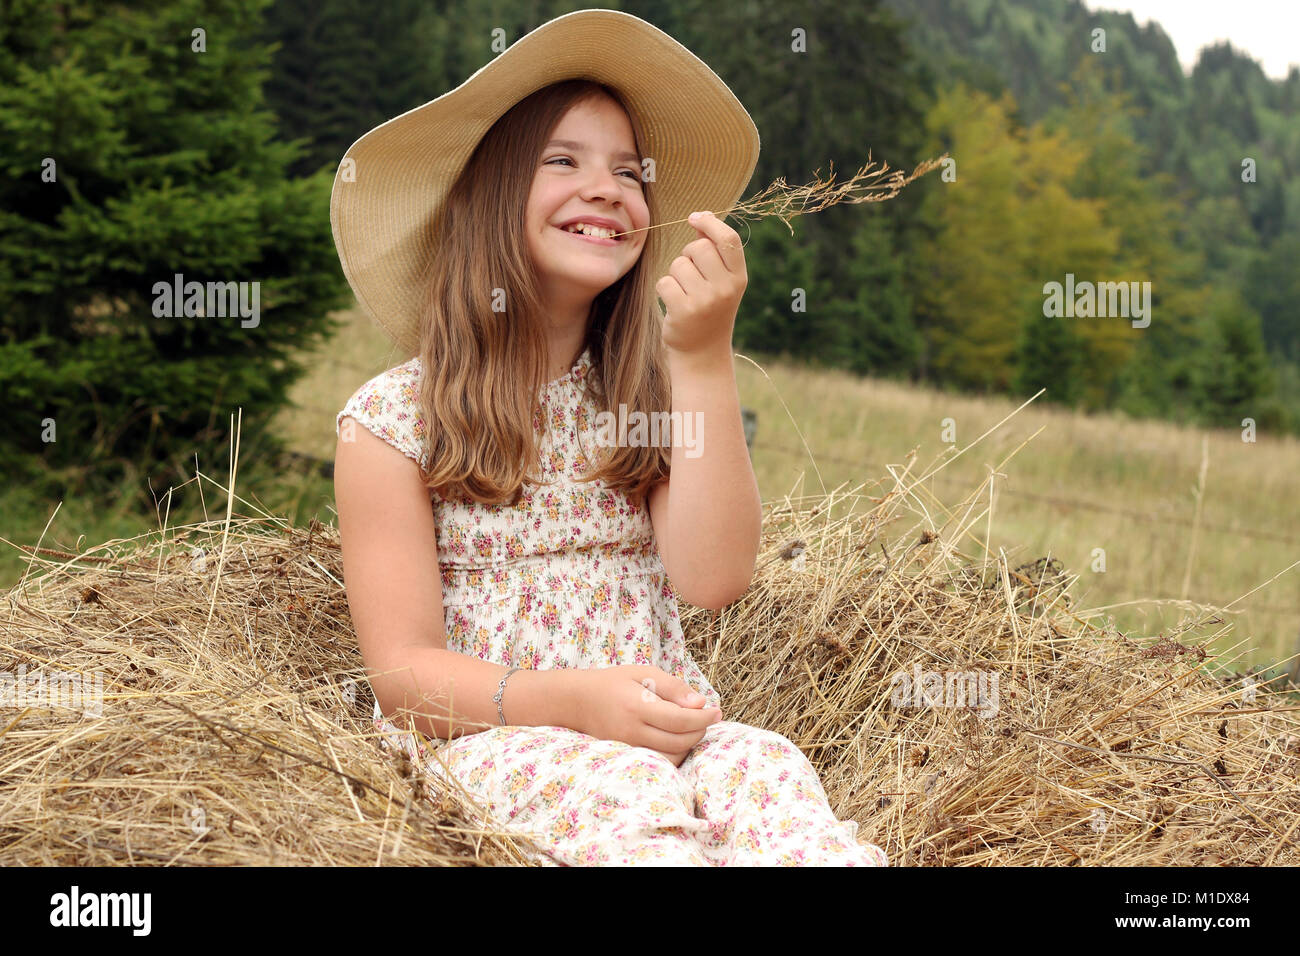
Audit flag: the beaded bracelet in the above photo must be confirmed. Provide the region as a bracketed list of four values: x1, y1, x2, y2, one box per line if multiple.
[493, 666, 522, 726]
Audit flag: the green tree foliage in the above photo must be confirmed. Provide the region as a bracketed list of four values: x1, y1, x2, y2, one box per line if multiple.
[1011, 313, 1083, 405]
[887, 0, 1298, 432]
[1045, 60, 1209, 412]
[910, 84, 1134, 402]
[1189, 291, 1277, 429]
[1244, 233, 1300, 361]
[907, 88, 1029, 389]
[0, 0, 351, 486]
[885, 0, 1189, 175]
[627, 0, 931, 373]
[834, 211, 918, 377]
[735, 210, 917, 377]
[732, 216, 825, 360]
[259, 0, 616, 179]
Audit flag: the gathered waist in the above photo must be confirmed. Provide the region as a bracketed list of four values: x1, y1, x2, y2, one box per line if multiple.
[438, 544, 665, 605]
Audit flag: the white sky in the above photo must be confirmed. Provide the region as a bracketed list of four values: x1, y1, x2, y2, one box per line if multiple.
[1086, 0, 1299, 79]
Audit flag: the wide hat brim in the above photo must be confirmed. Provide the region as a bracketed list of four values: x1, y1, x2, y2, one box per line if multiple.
[329, 7, 761, 359]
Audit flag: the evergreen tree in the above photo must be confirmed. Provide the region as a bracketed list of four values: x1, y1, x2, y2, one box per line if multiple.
[733, 216, 824, 360]
[830, 210, 918, 376]
[1011, 313, 1083, 405]
[885, 0, 1300, 434]
[1189, 292, 1275, 428]
[259, 0, 454, 178]
[0, 0, 351, 486]
[1244, 233, 1300, 361]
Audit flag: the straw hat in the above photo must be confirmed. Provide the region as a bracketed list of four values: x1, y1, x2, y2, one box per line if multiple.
[329, 8, 760, 359]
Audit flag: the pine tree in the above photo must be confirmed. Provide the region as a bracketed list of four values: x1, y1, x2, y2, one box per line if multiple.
[259, 0, 446, 178]
[1245, 233, 1300, 361]
[1011, 313, 1083, 405]
[733, 216, 824, 360]
[0, 0, 352, 485]
[833, 210, 918, 376]
[1189, 291, 1275, 428]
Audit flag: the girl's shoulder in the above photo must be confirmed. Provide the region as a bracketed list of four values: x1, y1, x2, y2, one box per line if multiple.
[335, 356, 427, 468]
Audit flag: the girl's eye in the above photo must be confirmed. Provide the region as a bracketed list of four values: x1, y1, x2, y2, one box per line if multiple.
[546, 157, 641, 180]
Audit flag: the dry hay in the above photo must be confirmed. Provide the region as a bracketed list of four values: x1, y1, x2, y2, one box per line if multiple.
[2, 457, 1298, 866]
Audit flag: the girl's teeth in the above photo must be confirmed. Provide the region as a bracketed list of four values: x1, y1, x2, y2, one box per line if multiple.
[566, 224, 615, 239]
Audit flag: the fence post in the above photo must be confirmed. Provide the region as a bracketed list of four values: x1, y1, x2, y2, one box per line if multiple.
[741, 407, 757, 451]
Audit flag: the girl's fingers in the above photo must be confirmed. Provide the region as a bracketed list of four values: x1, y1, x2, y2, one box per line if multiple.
[641, 693, 721, 735]
[681, 238, 726, 282]
[637, 724, 709, 759]
[668, 250, 708, 297]
[649, 671, 710, 709]
[686, 211, 744, 274]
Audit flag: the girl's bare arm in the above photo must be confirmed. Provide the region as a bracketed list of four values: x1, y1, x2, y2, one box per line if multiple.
[334, 419, 583, 740]
[646, 348, 761, 610]
[647, 210, 762, 610]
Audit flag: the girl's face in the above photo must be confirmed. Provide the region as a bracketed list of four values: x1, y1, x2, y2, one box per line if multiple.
[524, 95, 649, 318]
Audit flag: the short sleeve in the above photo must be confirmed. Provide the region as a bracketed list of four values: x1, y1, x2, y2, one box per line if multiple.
[335, 358, 429, 469]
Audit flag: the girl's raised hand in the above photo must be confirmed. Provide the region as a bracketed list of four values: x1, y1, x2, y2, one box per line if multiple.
[656, 211, 748, 360]
[571, 665, 723, 767]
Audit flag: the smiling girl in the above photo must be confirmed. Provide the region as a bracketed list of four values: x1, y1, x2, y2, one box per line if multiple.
[332, 9, 887, 867]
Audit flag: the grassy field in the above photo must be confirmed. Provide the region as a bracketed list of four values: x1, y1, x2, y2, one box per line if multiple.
[5, 302, 1297, 672]
[729, 355, 1300, 676]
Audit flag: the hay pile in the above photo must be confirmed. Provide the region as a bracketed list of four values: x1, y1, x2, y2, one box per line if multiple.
[2, 465, 1297, 866]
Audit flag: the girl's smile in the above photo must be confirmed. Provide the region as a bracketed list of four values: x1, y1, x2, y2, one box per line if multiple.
[555, 224, 627, 246]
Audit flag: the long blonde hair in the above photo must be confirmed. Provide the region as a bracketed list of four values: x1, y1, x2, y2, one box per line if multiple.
[413, 79, 671, 507]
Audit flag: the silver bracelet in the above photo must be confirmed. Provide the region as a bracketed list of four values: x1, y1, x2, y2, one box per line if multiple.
[493, 666, 522, 726]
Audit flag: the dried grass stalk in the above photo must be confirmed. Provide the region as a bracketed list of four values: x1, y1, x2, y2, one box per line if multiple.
[610, 152, 949, 240]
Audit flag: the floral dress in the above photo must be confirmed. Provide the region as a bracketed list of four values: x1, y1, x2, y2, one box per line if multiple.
[335, 346, 888, 866]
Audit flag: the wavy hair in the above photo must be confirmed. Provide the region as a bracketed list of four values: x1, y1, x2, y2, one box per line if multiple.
[412, 79, 671, 507]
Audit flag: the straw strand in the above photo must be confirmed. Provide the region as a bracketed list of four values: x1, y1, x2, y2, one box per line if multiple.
[609, 152, 949, 240]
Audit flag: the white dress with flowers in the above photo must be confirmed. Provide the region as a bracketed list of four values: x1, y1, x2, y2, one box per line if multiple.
[335, 346, 887, 866]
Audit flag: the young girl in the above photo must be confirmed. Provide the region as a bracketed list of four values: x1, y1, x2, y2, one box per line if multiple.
[332, 9, 887, 867]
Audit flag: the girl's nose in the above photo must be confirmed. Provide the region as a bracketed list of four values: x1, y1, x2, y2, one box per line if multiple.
[579, 167, 626, 202]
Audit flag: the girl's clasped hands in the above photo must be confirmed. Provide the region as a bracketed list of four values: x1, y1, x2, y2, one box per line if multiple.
[572, 665, 723, 767]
